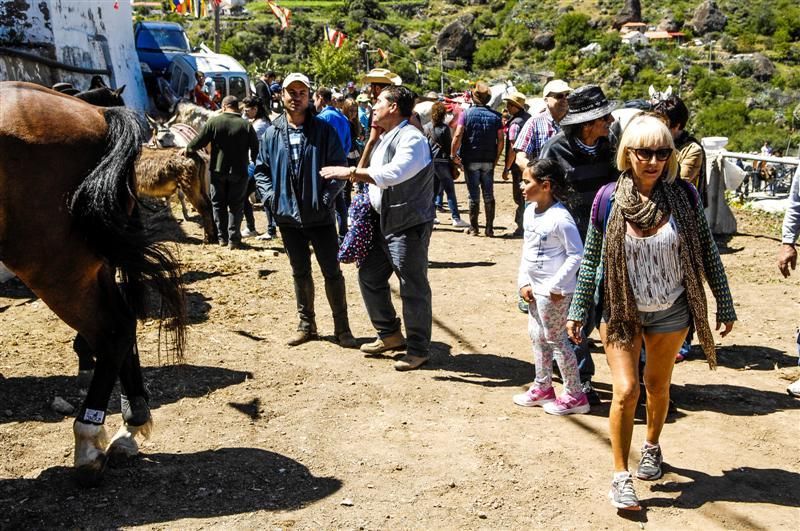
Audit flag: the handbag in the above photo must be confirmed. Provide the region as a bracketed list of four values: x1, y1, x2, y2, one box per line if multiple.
[450, 161, 460, 180]
[338, 184, 377, 267]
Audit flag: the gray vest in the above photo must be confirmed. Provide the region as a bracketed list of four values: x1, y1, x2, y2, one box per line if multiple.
[379, 123, 435, 235]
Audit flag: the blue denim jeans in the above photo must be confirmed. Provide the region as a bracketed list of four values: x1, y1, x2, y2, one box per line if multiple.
[465, 161, 495, 202]
[434, 162, 462, 220]
[358, 222, 433, 357]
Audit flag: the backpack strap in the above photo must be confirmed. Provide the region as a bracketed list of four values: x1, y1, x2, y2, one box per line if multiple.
[590, 182, 618, 232]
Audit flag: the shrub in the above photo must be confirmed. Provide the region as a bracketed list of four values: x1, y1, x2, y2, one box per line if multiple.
[554, 13, 594, 47]
[473, 38, 509, 69]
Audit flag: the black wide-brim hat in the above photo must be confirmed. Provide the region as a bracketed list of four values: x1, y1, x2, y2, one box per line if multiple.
[559, 85, 618, 126]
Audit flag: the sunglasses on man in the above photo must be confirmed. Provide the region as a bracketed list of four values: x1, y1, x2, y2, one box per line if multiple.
[629, 147, 673, 162]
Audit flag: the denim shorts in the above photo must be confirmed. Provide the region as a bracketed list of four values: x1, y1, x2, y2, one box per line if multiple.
[603, 292, 691, 334]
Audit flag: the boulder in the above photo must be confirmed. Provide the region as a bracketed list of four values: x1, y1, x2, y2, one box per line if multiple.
[691, 0, 727, 35]
[401, 31, 422, 48]
[751, 53, 775, 81]
[532, 31, 555, 50]
[613, 0, 642, 29]
[657, 13, 682, 32]
[436, 20, 476, 61]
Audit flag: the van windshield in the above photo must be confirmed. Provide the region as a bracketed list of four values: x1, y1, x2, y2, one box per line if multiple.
[136, 27, 190, 52]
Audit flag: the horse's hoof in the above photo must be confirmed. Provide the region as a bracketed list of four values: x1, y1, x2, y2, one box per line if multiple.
[107, 443, 139, 468]
[74, 454, 107, 487]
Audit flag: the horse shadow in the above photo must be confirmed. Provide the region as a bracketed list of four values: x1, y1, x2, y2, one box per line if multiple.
[647, 465, 800, 510]
[714, 344, 797, 370]
[0, 364, 251, 425]
[0, 448, 342, 528]
[670, 383, 800, 416]
[431, 349, 532, 388]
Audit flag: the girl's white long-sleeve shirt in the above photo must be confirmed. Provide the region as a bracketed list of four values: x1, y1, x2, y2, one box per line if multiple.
[517, 202, 584, 296]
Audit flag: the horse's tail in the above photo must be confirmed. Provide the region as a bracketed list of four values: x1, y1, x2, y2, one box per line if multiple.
[69, 106, 187, 360]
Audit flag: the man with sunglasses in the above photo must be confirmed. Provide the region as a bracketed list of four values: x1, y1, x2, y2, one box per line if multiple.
[539, 84, 620, 407]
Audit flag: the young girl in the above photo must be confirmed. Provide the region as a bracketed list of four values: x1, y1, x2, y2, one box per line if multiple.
[513, 159, 589, 415]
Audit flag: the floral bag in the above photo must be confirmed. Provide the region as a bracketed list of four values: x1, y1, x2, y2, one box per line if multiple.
[338, 184, 377, 267]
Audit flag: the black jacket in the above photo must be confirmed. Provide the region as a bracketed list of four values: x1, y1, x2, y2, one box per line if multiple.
[254, 113, 346, 228]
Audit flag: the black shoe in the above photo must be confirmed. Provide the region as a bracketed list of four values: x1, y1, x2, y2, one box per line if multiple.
[582, 381, 601, 405]
[218, 239, 228, 247]
[287, 330, 318, 347]
[228, 240, 244, 250]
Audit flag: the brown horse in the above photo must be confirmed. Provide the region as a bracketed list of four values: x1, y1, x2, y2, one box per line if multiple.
[0, 82, 187, 486]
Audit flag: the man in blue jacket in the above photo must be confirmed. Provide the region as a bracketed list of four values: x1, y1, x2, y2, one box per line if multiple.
[254, 73, 356, 348]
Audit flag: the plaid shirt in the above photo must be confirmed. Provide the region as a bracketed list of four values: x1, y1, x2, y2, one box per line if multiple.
[288, 125, 304, 177]
[513, 110, 559, 159]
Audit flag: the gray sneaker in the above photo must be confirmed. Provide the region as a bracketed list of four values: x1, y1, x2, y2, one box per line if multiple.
[609, 473, 641, 511]
[637, 444, 663, 480]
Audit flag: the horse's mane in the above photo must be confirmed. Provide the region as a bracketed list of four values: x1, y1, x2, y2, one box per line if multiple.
[173, 100, 217, 131]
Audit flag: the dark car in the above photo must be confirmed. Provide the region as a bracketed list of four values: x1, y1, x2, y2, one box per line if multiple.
[134, 21, 191, 91]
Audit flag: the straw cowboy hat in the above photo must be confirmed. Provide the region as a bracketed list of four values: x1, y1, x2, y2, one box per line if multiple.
[559, 85, 618, 126]
[417, 90, 440, 102]
[502, 90, 528, 111]
[361, 68, 402, 86]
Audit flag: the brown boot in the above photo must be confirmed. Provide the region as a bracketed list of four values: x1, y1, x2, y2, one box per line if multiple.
[287, 329, 318, 347]
[467, 200, 480, 236]
[484, 199, 496, 237]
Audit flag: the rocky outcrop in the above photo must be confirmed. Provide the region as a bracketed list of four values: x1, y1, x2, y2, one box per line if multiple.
[613, 0, 642, 29]
[691, 0, 727, 35]
[532, 32, 555, 50]
[401, 31, 422, 48]
[751, 53, 775, 81]
[436, 20, 476, 61]
[657, 13, 682, 32]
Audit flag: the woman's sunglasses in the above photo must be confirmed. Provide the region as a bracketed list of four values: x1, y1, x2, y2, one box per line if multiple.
[629, 147, 673, 162]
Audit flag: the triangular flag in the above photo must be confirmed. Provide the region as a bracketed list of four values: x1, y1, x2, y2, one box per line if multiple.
[267, 1, 291, 30]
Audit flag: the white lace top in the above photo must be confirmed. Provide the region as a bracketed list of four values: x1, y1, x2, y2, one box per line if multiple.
[624, 216, 685, 312]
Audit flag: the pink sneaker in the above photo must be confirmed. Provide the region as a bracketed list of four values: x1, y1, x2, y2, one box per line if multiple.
[543, 392, 591, 416]
[513, 386, 556, 407]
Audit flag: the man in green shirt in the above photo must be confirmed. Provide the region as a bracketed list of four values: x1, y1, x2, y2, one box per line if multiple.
[184, 95, 259, 249]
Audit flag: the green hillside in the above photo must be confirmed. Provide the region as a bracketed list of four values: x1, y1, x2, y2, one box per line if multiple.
[137, 0, 800, 152]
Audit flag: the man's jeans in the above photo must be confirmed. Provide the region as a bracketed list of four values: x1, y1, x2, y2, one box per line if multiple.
[465, 161, 495, 202]
[358, 222, 433, 357]
[210, 171, 249, 244]
[280, 223, 350, 335]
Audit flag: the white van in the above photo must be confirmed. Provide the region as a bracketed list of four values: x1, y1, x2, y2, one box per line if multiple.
[168, 48, 250, 102]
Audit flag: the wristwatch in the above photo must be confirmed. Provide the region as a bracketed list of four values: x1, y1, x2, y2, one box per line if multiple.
[349, 166, 357, 182]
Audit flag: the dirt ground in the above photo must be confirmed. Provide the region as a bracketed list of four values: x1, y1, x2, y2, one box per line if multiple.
[1, 180, 799, 530]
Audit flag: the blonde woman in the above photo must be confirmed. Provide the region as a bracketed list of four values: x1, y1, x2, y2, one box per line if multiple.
[566, 114, 736, 511]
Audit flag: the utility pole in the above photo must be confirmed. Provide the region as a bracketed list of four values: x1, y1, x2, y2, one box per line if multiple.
[214, 2, 221, 53]
[440, 50, 445, 94]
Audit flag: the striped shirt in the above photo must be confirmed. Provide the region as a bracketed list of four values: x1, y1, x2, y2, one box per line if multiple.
[513, 110, 559, 159]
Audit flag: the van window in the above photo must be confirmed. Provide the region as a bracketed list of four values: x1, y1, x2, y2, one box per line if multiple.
[178, 72, 190, 97]
[229, 77, 247, 100]
[136, 27, 190, 52]
[212, 76, 225, 97]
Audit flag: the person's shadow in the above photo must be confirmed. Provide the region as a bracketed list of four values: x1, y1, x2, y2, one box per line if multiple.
[0, 448, 342, 528]
[648, 465, 800, 509]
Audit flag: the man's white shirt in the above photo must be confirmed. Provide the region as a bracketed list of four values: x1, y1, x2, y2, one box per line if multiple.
[367, 120, 432, 210]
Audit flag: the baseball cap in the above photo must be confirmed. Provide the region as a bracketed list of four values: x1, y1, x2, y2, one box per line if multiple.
[356, 93, 371, 103]
[542, 79, 572, 98]
[282, 72, 311, 89]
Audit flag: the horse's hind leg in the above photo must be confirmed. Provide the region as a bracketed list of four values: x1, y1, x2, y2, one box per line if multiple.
[107, 343, 153, 465]
[73, 333, 95, 390]
[177, 189, 191, 221]
[27, 265, 137, 486]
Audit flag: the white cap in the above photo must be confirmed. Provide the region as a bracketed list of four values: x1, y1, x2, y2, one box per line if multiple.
[283, 72, 311, 89]
[542, 79, 572, 98]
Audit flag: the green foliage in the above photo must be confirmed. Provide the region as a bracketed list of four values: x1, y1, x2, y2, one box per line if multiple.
[344, 0, 385, 22]
[554, 13, 593, 48]
[308, 42, 358, 86]
[473, 38, 509, 69]
[730, 60, 754, 78]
